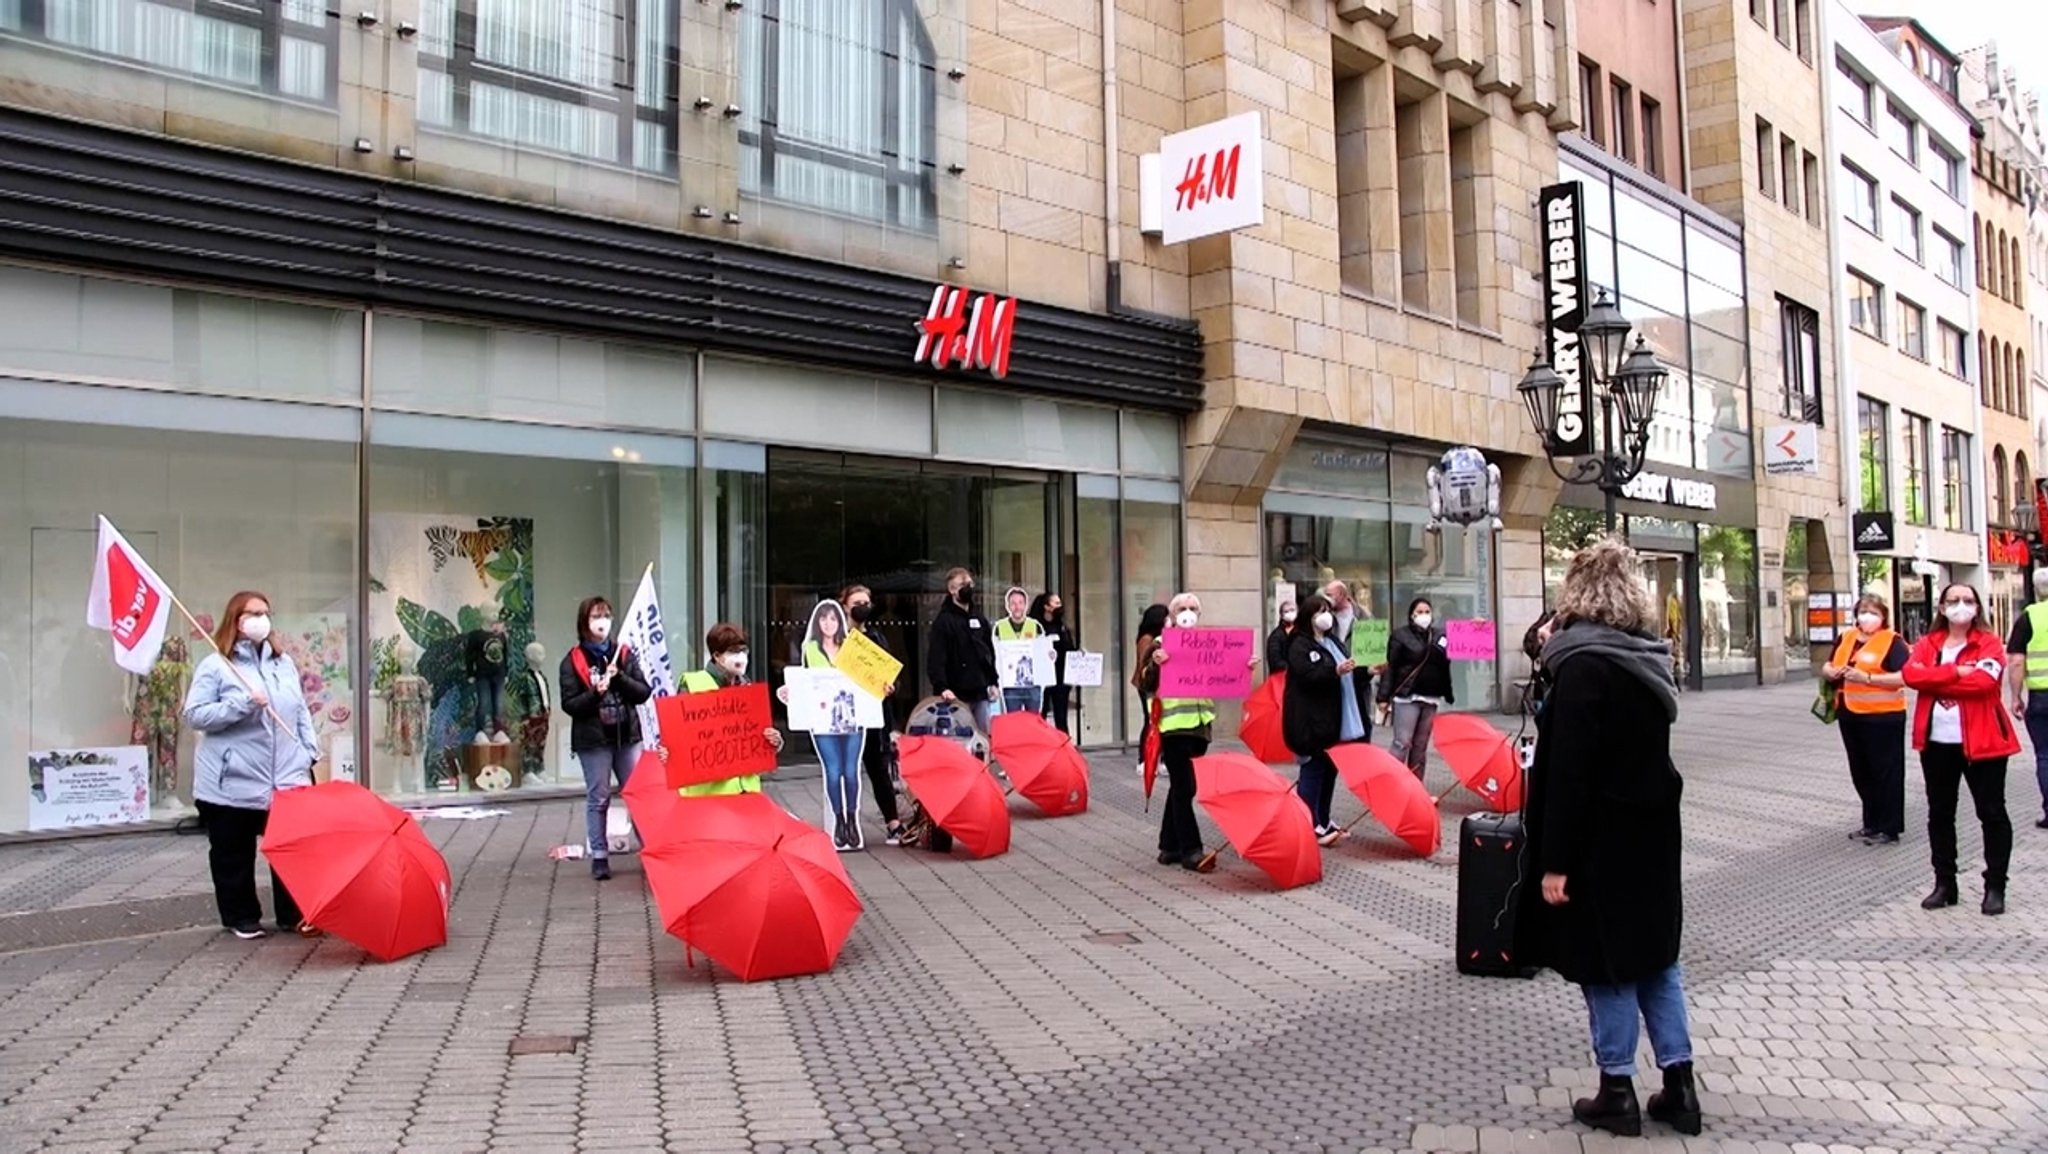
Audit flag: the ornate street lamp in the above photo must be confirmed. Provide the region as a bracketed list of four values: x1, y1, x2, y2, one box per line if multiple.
[1518, 289, 1671, 531]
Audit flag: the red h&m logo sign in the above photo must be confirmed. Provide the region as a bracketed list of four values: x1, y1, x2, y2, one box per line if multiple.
[914, 285, 1016, 379]
[1174, 144, 1242, 212]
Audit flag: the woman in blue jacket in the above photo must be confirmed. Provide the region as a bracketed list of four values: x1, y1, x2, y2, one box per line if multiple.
[182, 590, 321, 940]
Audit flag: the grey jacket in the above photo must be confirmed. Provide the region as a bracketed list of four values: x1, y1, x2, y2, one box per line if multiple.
[183, 641, 318, 809]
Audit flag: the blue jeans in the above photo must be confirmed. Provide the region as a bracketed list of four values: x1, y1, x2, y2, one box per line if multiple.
[2025, 694, 2048, 819]
[1582, 962, 1695, 1077]
[814, 731, 864, 826]
[1295, 751, 1338, 829]
[578, 743, 640, 859]
[1002, 687, 1043, 716]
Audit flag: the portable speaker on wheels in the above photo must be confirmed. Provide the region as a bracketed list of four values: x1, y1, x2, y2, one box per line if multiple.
[1456, 811, 1537, 978]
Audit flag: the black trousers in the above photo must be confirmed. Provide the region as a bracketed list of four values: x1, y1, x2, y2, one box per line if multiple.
[1158, 733, 1208, 859]
[1838, 710, 1907, 836]
[1042, 685, 1071, 735]
[1920, 742, 2012, 889]
[860, 727, 899, 825]
[196, 800, 303, 930]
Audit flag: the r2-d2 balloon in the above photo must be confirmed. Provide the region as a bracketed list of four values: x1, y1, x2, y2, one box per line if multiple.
[1426, 446, 1503, 533]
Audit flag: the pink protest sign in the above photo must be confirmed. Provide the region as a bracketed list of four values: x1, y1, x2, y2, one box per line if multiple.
[1445, 619, 1495, 662]
[1158, 628, 1256, 698]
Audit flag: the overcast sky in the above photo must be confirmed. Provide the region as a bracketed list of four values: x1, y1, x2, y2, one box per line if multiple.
[1844, 0, 2048, 107]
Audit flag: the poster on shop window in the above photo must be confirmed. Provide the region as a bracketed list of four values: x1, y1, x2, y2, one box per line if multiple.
[791, 601, 874, 850]
[26, 746, 149, 832]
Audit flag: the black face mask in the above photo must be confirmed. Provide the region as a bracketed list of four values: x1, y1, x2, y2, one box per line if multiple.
[956, 584, 976, 606]
[849, 603, 872, 624]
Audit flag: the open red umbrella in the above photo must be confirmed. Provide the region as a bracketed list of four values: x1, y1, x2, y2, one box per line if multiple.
[896, 736, 1012, 858]
[1191, 752, 1321, 889]
[262, 781, 451, 962]
[1142, 697, 1162, 808]
[1430, 713, 1525, 813]
[1328, 743, 1441, 857]
[639, 793, 861, 982]
[1239, 673, 1291, 763]
[620, 749, 685, 849]
[989, 712, 1089, 816]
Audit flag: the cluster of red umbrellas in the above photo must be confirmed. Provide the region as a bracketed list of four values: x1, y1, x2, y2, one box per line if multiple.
[262, 781, 451, 962]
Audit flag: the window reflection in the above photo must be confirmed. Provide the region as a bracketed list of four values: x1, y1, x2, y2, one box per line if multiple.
[3, 0, 338, 104]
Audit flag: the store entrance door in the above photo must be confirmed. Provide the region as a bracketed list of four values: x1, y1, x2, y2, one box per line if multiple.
[764, 451, 1055, 723]
[1639, 551, 1697, 691]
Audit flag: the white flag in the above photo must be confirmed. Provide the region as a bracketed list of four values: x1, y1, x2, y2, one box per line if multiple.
[617, 564, 676, 741]
[85, 515, 175, 675]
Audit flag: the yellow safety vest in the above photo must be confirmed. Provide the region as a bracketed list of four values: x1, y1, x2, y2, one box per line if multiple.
[1156, 697, 1215, 734]
[676, 667, 762, 797]
[2026, 602, 2048, 691]
[995, 618, 1042, 641]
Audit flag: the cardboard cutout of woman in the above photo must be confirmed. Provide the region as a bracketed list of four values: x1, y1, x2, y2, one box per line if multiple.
[802, 600, 868, 851]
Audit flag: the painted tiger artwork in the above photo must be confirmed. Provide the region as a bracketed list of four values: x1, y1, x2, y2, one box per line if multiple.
[424, 523, 512, 585]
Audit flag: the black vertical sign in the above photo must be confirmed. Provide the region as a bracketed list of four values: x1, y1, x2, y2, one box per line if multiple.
[1540, 182, 1592, 457]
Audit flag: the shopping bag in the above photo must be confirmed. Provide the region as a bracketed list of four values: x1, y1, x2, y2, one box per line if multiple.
[1809, 681, 1837, 725]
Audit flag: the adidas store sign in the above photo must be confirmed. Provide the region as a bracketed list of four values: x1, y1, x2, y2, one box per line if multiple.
[1852, 510, 1895, 553]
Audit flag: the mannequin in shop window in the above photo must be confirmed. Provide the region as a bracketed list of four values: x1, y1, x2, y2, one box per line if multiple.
[130, 635, 191, 809]
[384, 641, 429, 761]
[518, 641, 550, 784]
[466, 608, 511, 745]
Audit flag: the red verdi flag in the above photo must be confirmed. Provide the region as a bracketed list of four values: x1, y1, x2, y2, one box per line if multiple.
[86, 515, 173, 675]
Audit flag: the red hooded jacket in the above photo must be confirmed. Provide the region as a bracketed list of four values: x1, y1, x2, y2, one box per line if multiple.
[1900, 626, 2023, 760]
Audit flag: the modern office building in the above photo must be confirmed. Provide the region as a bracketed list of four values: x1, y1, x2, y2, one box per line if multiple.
[1826, 11, 1981, 638]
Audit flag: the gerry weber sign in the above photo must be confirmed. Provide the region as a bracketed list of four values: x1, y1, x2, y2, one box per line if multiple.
[1621, 471, 1718, 511]
[914, 284, 1017, 379]
[1539, 182, 1592, 458]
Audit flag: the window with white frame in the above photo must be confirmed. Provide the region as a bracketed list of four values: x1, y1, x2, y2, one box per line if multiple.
[1932, 142, 1964, 199]
[1903, 412, 1931, 525]
[1847, 270, 1883, 338]
[1843, 161, 1879, 233]
[1941, 426, 1970, 532]
[1934, 226, 1965, 286]
[1884, 102, 1919, 166]
[1938, 320, 1968, 378]
[1896, 296, 1926, 360]
[1837, 58, 1874, 124]
[1892, 197, 1922, 263]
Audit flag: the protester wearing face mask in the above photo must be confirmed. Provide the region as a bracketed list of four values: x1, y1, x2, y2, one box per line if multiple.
[1143, 593, 1218, 869]
[1283, 593, 1363, 846]
[1821, 595, 1909, 844]
[927, 567, 1000, 745]
[1901, 584, 2020, 916]
[184, 590, 322, 940]
[1266, 597, 1298, 680]
[838, 585, 908, 844]
[679, 623, 784, 798]
[1380, 598, 1456, 780]
[1030, 592, 1078, 737]
[560, 596, 654, 880]
[1321, 578, 1377, 742]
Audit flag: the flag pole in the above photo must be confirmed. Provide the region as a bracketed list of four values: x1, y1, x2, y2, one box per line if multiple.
[604, 561, 656, 679]
[167, 593, 307, 748]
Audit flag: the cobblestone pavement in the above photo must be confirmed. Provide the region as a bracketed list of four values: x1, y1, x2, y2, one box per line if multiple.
[0, 683, 2044, 1154]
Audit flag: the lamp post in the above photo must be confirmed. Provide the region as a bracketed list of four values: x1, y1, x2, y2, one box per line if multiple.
[1517, 288, 1672, 532]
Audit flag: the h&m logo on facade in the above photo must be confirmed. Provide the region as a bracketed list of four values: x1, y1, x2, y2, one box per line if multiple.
[914, 284, 1017, 379]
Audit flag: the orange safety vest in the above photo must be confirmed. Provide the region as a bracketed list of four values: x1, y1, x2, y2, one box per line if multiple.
[1831, 629, 1906, 714]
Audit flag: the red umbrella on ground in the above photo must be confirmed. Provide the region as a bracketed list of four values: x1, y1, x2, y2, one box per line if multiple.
[1238, 673, 1291, 764]
[1142, 697, 1162, 808]
[620, 749, 685, 849]
[1430, 713, 1526, 813]
[639, 793, 861, 982]
[262, 781, 451, 962]
[1191, 752, 1321, 889]
[989, 712, 1089, 816]
[896, 736, 1012, 858]
[1327, 743, 1441, 857]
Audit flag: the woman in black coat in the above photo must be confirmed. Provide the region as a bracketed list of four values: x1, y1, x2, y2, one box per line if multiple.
[1517, 538, 1698, 1138]
[1264, 597, 1297, 677]
[560, 595, 654, 881]
[1378, 598, 1454, 779]
[1282, 593, 1363, 846]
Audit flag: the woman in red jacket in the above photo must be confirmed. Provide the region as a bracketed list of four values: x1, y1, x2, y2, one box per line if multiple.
[1900, 582, 2020, 916]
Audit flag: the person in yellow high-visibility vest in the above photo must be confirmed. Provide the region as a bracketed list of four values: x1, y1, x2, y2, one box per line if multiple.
[2001, 567, 2048, 831]
[995, 586, 1044, 717]
[676, 623, 784, 796]
[1140, 591, 1260, 872]
[1820, 594, 1909, 844]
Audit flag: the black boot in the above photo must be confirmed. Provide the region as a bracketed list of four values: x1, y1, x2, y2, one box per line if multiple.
[1646, 1061, 1702, 1136]
[1983, 886, 2006, 916]
[1921, 879, 1959, 909]
[1571, 1074, 1641, 1137]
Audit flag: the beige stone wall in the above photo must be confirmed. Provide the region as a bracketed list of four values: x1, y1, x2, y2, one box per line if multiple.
[1978, 165, 2034, 520]
[1684, 0, 1844, 683]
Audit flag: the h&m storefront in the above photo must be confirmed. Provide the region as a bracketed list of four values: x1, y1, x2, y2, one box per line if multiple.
[0, 113, 1200, 836]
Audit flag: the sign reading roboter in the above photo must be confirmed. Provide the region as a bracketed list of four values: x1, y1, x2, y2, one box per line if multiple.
[915, 285, 1017, 379]
[1539, 182, 1592, 457]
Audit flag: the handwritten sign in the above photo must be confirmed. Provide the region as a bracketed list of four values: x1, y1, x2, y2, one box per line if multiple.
[1062, 651, 1104, 687]
[1158, 627, 1255, 698]
[832, 628, 901, 701]
[656, 685, 776, 789]
[1445, 619, 1496, 662]
[1350, 618, 1390, 667]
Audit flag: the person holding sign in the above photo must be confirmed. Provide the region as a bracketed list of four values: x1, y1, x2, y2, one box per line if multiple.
[1144, 593, 1258, 870]
[996, 586, 1044, 716]
[560, 596, 654, 881]
[677, 623, 784, 796]
[1283, 592, 1364, 846]
[1379, 598, 1455, 778]
[840, 585, 908, 846]
[1323, 579, 1379, 744]
[800, 601, 867, 851]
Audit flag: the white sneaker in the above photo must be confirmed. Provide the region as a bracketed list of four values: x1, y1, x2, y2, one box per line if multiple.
[472, 731, 491, 746]
[491, 730, 512, 745]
